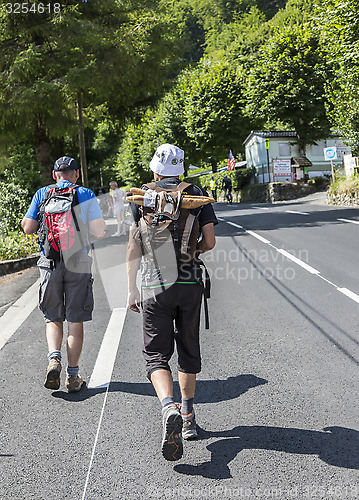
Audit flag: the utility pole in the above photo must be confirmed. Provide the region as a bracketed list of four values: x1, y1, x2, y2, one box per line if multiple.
[77, 91, 88, 187]
[265, 138, 270, 183]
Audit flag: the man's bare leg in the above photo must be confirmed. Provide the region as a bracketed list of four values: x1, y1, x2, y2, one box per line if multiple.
[178, 372, 198, 439]
[178, 372, 196, 400]
[44, 321, 63, 389]
[46, 321, 63, 352]
[150, 369, 173, 401]
[65, 322, 84, 392]
[67, 321, 84, 367]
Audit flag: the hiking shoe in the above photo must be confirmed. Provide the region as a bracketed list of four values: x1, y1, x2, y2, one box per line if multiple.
[65, 374, 83, 393]
[44, 357, 62, 390]
[161, 404, 183, 461]
[182, 411, 198, 440]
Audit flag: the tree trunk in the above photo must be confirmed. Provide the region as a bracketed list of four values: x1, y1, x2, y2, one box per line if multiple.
[211, 158, 217, 173]
[34, 124, 52, 184]
[77, 91, 88, 187]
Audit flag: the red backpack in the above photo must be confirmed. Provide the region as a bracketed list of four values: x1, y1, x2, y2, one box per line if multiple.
[38, 184, 87, 262]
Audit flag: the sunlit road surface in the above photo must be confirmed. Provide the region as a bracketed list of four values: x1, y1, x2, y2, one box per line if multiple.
[0, 194, 358, 500]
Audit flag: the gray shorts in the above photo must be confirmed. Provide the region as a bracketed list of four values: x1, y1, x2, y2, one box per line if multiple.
[37, 253, 94, 323]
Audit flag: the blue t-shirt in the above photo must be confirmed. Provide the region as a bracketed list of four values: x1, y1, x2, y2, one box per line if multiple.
[25, 180, 103, 253]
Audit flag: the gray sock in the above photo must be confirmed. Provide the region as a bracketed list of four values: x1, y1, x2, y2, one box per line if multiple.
[48, 350, 61, 362]
[161, 396, 175, 412]
[181, 398, 194, 418]
[66, 366, 79, 378]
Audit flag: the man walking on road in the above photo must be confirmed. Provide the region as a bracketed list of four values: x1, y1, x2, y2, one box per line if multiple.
[126, 143, 217, 461]
[222, 175, 233, 204]
[21, 156, 106, 393]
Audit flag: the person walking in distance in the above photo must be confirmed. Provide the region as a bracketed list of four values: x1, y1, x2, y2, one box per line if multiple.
[222, 175, 233, 204]
[209, 176, 218, 202]
[21, 156, 106, 392]
[126, 144, 217, 461]
[109, 181, 126, 236]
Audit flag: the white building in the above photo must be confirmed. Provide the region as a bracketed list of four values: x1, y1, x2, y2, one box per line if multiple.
[243, 130, 351, 183]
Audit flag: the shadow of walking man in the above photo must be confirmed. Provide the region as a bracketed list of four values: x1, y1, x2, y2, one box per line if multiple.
[175, 425, 359, 479]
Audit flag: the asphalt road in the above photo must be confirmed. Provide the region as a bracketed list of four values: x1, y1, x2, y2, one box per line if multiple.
[0, 196, 358, 500]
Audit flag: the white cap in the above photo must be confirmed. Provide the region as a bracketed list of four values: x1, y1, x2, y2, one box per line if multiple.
[149, 143, 184, 176]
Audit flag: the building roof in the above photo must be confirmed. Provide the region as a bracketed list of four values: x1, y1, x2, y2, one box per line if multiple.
[243, 130, 297, 145]
[243, 130, 342, 145]
[291, 156, 312, 167]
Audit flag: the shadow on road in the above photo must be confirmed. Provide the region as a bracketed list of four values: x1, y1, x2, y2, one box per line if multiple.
[51, 374, 267, 403]
[174, 425, 359, 479]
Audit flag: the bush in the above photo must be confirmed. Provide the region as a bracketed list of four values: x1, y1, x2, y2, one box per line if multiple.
[0, 232, 39, 261]
[307, 176, 330, 189]
[0, 181, 29, 235]
[186, 167, 254, 194]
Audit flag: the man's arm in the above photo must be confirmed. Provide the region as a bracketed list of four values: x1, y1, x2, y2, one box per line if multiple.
[21, 217, 39, 235]
[126, 224, 142, 313]
[89, 217, 106, 238]
[197, 222, 215, 254]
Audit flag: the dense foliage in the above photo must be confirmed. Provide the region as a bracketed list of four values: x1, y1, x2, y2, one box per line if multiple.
[1, 0, 359, 251]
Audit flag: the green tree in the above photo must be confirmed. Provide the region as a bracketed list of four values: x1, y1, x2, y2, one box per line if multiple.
[0, 0, 181, 181]
[179, 60, 251, 170]
[315, 0, 359, 154]
[245, 24, 332, 153]
[115, 59, 254, 183]
[0, 181, 29, 235]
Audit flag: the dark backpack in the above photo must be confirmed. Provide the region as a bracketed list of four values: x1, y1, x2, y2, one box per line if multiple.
[38, 184, 87, 262]
[137, 181, 201, 267]
[134, 181, 211, 328]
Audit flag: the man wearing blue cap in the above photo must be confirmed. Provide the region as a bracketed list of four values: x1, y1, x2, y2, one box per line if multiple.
[22, 156, 106, 392]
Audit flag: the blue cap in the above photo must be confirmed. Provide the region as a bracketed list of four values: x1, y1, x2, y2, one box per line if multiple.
[53, 156, 78, 172]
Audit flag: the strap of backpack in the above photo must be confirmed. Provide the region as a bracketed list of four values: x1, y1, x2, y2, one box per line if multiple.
[195, 254, 211, 329]
[70, 187, 89, 254]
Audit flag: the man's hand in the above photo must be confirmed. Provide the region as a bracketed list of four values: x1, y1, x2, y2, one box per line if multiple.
[128, 286, 141, 313]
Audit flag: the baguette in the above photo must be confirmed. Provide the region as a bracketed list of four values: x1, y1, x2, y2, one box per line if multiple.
[125, 195, 213, 209]
[129, 187, 215, 204]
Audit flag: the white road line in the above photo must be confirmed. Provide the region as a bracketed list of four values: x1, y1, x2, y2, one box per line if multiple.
[253, 206, 270, 210]
[337, 218, 359, 225]
[227, 221, 243, 229]
[246, 230, 271, 245]
[82, 387, 110, 500]
[337, 288, 359, 304]
[223, 216, 359, 308]
[0, 278, 40, 351]
[277, 249, 320, 275]
[217, 217, 224, 221]
[82, 307, 128, 500]
[286, 210, 309, 215]
[88, 307, 127, 388]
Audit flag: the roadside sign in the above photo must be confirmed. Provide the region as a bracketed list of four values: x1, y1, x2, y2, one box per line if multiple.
[265, 138, 269, 150]
[273, 159, 291, 176]
[324, 147, 337, 160]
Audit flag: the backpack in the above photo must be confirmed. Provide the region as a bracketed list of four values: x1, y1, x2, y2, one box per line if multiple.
[38, 184, 87, 262]
[132, 180, 212, 328]
[137, 181, 201, 268]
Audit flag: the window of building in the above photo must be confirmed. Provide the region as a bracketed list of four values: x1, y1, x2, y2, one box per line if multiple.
[278, 142, 291, 156]
[311, 140, 326, 156]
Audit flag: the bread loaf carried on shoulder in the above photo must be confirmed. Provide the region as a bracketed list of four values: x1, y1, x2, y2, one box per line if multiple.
[126, 187, 215, 209]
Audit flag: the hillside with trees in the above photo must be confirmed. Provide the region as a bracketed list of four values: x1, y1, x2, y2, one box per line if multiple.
[1, 0, 359, 252]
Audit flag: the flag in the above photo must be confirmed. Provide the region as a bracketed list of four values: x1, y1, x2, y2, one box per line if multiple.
[227, 150, 235, 171]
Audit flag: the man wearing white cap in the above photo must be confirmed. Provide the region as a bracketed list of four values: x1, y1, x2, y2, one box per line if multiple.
[127, 143, 217, 461]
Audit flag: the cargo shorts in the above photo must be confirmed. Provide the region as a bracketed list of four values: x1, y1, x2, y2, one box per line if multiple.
[37, 253, 94, 323]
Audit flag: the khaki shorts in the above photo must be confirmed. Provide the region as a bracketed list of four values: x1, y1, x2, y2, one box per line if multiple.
[37, 253, 94, 323]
